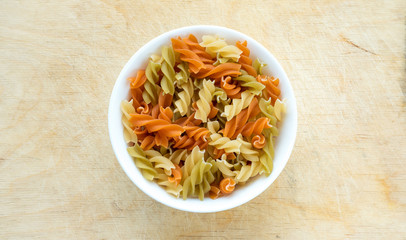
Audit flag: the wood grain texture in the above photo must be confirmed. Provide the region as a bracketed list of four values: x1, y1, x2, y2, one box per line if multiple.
[1, 0, 405, 239]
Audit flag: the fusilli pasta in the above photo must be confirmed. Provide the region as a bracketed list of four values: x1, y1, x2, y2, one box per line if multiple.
[120, 33, 286, 200]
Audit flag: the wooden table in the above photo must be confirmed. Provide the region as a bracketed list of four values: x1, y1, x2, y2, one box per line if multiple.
[1, 0, 405, 239]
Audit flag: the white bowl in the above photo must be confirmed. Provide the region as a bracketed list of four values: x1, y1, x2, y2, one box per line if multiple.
[108, 25, 297, 213]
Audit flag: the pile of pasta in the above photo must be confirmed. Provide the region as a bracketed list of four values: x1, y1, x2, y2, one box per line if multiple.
[121, 34, 286, 200]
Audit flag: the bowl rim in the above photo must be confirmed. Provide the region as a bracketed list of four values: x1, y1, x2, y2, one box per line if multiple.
[108, 25, 297, 213]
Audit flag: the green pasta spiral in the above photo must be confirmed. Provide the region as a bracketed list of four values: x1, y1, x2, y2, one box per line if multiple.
[127, 144, 157, 181]
[234, 70, 265, 96]
[143, 59, 161, 104]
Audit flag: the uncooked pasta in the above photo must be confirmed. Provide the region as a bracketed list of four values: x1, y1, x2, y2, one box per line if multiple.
[121, 34, 286, 200]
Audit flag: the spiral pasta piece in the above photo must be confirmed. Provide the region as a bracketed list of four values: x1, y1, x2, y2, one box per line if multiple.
[183, 125, 210, 141]
[253, 58, 267, 75]
[129, 70, 147, 90]
[130, 87, 144, 109]
[155, 168, 183, 197]
[145, 149, 176, 175]
[258, 98, 278, 126]
[209, 185, 221, 199]
[219, 177, 236, 194]
[209, 133, 241, 154]
[174, 112, 202, 127]
[172, 37, 204, 74]
[213, 87, 228, 103]
[234, 71, 265, 96]
[223, 97, 259, 139]
[259, 132, 274, 175]
[151, 91, 173, 118]
[168, 164, 182, 185]
[143, 59, 161, 104]
[241, 117, 272, 137]
[120, 100, 138, 144]
[215, 158, 236, 178]
[139, 135, 155, 150]
[174, 79, 194, 116]
[236, 134, 259, 162]
[169, 149, 188, 165]
[160, 46, 176, 95]
[200, 35, 242, 63]
[234, 160, 262, 183]
[222, 91, 255, 121]
[182, 34, 213, 63]
[274, 98, 286, 121]
[192, 62, 242, 80]
[175, 61, 190, 85]
[236, 40, 257, 77]
[251, 134, 266, 149]
[135, 102, 150, 115]
[171, 34, 213, 74]
[172, 123, 210, 151]
[129, 71, 147, 110]
[127, 144, 157, 181]
[129, 114, 184, 139]
[256, 75, 281, 105]
[181, 147, 213, 200]
[221, 76, 241, 98]
[173, 135, 208, 151]
[194, 79, 215, 122]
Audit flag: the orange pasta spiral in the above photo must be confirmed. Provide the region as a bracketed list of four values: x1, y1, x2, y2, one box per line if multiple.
[192, 62, 242, 81]
[171, 35, 213, 74]
[251, 134, 266, 149]
[236, 40, 257, 77]
[173, 121, 210, 151]
[241, 117, 271, 137]
[221, 76, 241, 99]
[173, 135, 209, 151]
[129, 114, 184, 147]
[129, 70, 147, 89]
[256, 75, 281, 105]
[140, 135, 155, 150]
[129, 70, 147, 109]
[182, 34, 213, 63]
[183, 126, 210, 141]
[209, 185, 221, 200]
[236, 41, 257, 77]
[174, 112, 202, 127]
[168, 164, 182, 186]
[213, 149, 236, 160]
[222, 97, 260, 139]
[135, 102, 150, 115]
[151, 91, 173, 118]
[219, 178, 236, 194]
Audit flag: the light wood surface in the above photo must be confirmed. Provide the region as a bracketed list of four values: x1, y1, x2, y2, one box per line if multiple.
[1, 0, 405, 239]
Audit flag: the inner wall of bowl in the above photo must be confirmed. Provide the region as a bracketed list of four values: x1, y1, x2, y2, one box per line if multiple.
[109, 25, 297, 212]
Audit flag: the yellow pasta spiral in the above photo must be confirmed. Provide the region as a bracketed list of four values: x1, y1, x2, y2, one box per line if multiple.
[160, 46, 176, 95]
[200, 35, 242, 63]
[127, 144, 157, 181]
[194, 79, 215, 122]
[221, 91, 255, 121]
[209, 133, 241, 154]
[174, 79, 194, 116]
[143, 58, 161, 104]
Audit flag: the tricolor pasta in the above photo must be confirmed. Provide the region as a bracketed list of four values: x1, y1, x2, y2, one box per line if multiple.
[121, 34, 286, 200]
